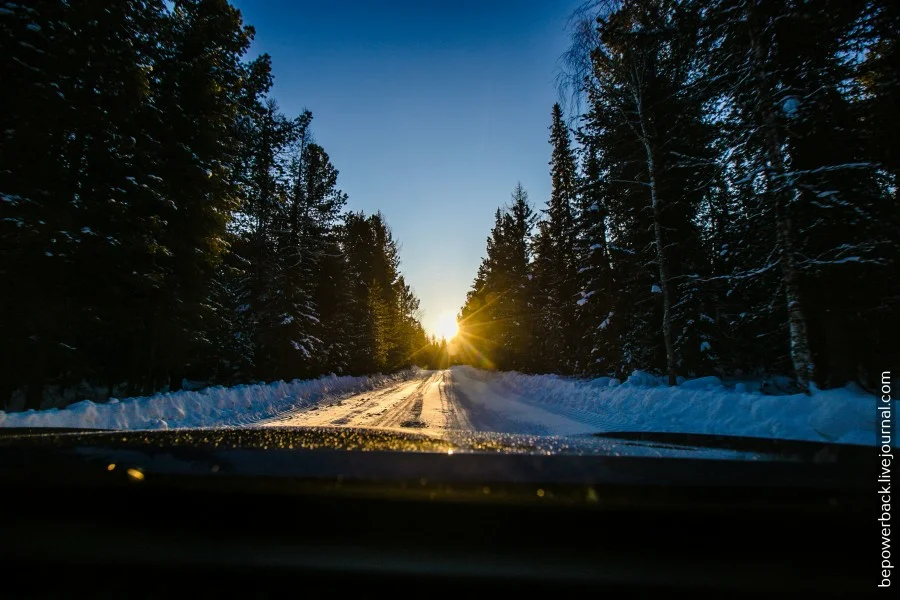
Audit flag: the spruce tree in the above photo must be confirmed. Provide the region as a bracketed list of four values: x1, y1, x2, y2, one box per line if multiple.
[458, 185, 536, 371]
[573, 136, 618, 375]
[531, 104, 580, 373]
[702, 0, 897, 389]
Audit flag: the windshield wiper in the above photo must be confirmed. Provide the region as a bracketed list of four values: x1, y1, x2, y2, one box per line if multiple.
[589, 431, 869, 461]
[0, 427, 111, 437]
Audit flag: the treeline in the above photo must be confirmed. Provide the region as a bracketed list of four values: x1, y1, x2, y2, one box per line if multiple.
[0, 0, 432, 410]
[458, 0, 899, 391]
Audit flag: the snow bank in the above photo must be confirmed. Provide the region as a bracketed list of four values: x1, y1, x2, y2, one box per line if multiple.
[2, 365, 880, 445]
[451, 366, 878, 445]
[0, 370, 421, 431]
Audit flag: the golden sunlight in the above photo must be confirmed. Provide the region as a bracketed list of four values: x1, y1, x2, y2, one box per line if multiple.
[434, 311, 459, 340]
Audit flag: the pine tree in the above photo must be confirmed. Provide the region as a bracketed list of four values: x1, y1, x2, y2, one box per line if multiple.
[579, 0, 717, 384]
[130, 0, 260, 392]
[457, 185, 537, 371]
[392, 277, 429, 369]
[458, 247, 499, 369]
[504, 184, 538, 370]
[853, 0, 900, 384]
[314, 222, 356, 374]
[531, 104, 580, 373]
[233, 99, 298, 381]
[1, 0, 174, 405]
[701, 0, 898, 390]
[342, 211, 423, 374]
[0, 0, 431, 410]
[573, 136, 618, 375]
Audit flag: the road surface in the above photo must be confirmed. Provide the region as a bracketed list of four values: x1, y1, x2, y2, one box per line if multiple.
[261, 368, 601, 436]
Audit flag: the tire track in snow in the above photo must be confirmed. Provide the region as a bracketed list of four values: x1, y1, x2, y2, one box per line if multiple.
[368, 372, 438, 429]
[260, 376, 428, 427]
[437, 371, 473, 431]
[260, 368, 597, 436]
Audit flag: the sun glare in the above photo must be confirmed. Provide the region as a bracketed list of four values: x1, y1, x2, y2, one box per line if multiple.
[435, 312, 459, 340]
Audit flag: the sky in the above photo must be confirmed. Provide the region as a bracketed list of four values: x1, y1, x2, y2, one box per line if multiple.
[230, 0, 581, 337]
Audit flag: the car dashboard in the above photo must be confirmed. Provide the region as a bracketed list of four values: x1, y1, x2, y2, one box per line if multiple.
[0, 427, 876, 597]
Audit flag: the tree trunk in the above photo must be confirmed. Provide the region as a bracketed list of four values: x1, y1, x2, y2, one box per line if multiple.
[636, 96, 678, 386]
[747, 4, 814, 392]
[647, 157, 678, 387]
[776, 212, 813, 391]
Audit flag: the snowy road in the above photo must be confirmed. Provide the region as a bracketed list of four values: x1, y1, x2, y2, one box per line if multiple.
[1, 366, 875, 445]
[260, 369, 601, 436]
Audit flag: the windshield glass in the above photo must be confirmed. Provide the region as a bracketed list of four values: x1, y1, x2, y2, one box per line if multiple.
[0, 0, 893, 458]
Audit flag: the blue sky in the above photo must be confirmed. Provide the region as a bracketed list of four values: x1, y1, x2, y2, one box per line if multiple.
[230, 0, 580, 337]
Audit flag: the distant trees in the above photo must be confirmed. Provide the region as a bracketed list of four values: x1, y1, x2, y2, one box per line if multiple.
[459, 0, 899, 391]
[457, 185, 536, 371]
[0, 0, 431, 410]
[342, 211, 430, 375]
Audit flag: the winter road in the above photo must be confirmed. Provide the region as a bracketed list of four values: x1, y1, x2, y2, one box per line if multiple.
[260, 369, 601, 436]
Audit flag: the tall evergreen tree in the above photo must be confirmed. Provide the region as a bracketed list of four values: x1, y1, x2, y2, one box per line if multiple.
[457, 185, 536, 371]
[573, 135, 618, 375]
[0, 0, 431, 409]
[504, 184, 538, 371]
[458, 0, 898, 389]
[701, 0, 898, 390]
[531, 104, 580, 373]
[342, 211, 424, 375]
[579, 1, 714, 384]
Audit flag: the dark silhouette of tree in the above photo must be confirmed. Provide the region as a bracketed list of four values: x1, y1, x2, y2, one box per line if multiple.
[458, 185, 537, 372]
[458, 0, 898, 390]
[531, 105, 580, 373]
[0, 0, 431, 410]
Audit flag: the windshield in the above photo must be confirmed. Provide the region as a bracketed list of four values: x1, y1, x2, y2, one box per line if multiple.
[0, 1, 893, 459]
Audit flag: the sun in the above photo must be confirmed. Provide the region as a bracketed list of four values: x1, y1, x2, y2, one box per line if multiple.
[434, 311, 459, 340]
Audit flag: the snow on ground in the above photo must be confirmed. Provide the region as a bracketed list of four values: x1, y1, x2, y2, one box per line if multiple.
[0, 365, 880, 445]
[450, 366, 877, 445]
[0, 370, 421, 431]
[260, 372, 449, 430]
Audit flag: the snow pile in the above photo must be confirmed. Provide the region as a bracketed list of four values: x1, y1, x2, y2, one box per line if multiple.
[0, 370, 421, 431]
[451, 366, 877, 445]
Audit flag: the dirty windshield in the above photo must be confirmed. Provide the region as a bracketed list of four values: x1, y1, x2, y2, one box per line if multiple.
[0, 1, 894, 457]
